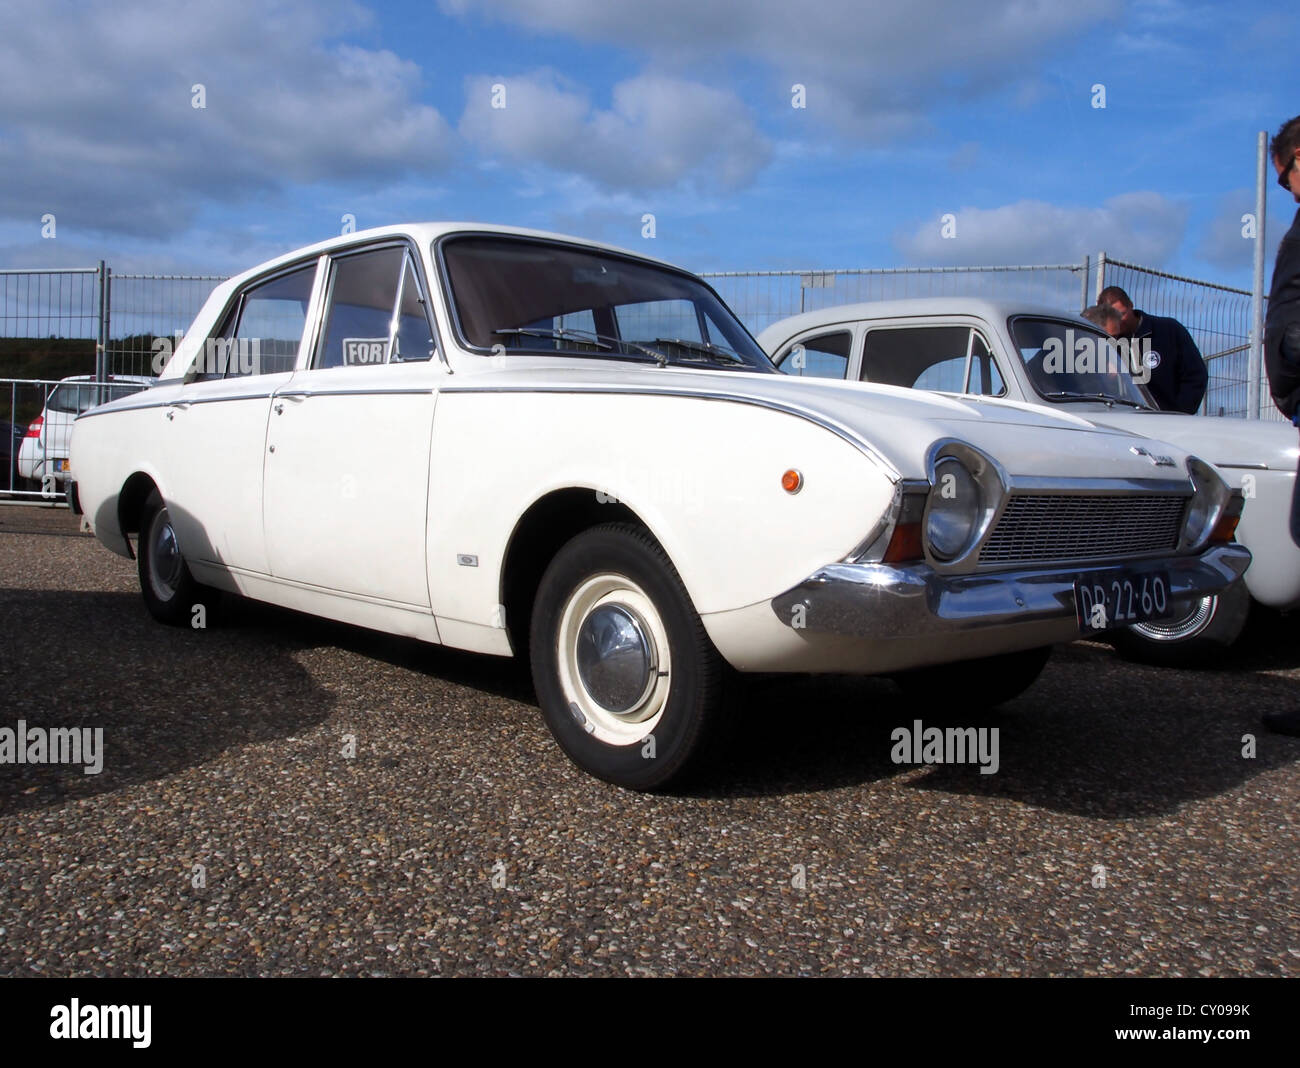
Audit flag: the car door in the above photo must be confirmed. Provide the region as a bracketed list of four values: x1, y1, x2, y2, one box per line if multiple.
[162, 259, 319, 575]
[262, 242, 440, 608]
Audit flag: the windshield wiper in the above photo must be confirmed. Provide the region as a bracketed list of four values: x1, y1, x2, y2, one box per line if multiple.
[492, 326, 614, 351]
[492, 326, 673, 365]
[1038, 390, 1151, 410]
[651, 338, 746, 366]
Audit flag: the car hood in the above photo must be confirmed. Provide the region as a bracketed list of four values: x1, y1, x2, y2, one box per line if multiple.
[1047, 403, 1299, 472]
[454, 361, 1198, 484]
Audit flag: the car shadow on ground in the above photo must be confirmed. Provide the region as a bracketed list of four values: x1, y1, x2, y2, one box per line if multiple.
[226, 590, 1300, 817]
[0, 588, 339, 816]
[5, 582, 1297, 820]
[690, 627, 1300, 814]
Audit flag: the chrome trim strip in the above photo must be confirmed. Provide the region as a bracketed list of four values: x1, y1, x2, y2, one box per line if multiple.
[1214, 462, 1271, 471]
[438, 383, 903, 479]
[1004, 475, 1191, 495]
[271, 387, 436, 399]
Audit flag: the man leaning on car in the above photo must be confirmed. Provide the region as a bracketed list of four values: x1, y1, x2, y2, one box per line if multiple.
[1264, 112, 1300, 737]
[1100, 285, 1208, 414]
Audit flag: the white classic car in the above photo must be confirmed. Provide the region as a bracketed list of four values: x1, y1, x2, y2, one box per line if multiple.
[759, 297, 1297, 665]
[69, 226, 1248, 789]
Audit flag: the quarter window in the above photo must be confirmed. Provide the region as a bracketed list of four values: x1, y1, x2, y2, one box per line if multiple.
[199, 264, 316, 379]
[777, 331, 851, 379]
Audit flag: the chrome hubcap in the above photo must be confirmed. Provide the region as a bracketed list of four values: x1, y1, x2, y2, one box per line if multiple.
[148, 508, 183, 599]
[576, 604, 655, 714]
[1130, 594, 1216, 642]
[556, 573, 671, 746]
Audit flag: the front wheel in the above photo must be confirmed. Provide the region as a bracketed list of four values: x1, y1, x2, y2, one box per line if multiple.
[1108, 579, 1252, 668]
[137, 489, 208, 626]
[529, 523, 725, 791]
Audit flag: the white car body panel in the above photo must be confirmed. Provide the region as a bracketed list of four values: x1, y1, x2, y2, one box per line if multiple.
[759, 298, 1300, 610]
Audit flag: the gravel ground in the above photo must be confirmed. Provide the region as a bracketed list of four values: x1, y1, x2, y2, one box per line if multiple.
[1, 506, 1297, 977]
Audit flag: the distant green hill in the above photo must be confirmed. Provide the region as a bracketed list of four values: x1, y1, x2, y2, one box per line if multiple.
[0, 337, 96, 382]
[0, 336, 162, 424]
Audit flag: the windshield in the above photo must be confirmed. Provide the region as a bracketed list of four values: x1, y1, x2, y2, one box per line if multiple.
[439, 235, 774, 371]
[47, 381, 149, 414]
[1008, 317, 1153, 407]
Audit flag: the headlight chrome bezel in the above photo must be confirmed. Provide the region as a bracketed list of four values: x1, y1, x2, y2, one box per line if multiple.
[1179, 455, 1229, 553]
[921, 440, 1009, 572]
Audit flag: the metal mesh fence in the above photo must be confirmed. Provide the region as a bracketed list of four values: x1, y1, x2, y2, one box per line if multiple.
[0, 257, 1273, 416]
[0, 267, 101, 340]
[1095, 259, 1269, 421]
[702, 264, 1091, 339]
[106, 272, 227, 377]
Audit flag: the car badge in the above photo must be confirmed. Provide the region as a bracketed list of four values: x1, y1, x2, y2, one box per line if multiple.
[1130, 445, 1176, 467]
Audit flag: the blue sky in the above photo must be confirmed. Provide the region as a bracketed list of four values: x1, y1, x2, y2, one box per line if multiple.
[1, 0, 1296, 287]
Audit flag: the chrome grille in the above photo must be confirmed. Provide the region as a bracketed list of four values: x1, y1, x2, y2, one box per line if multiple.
[980, 494, 1187, 564]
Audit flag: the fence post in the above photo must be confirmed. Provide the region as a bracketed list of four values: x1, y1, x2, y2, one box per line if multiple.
[95, 260, 108, 385]
[1094, 251, 1106, 303]
[1249, 130, 1267, 420]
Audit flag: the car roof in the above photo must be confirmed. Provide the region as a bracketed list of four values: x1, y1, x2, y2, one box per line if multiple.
[215, 222, 689, 296]
[756, 297, 1091, 345]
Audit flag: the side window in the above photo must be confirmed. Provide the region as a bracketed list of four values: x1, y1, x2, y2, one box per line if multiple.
[316, 246, 406, 369]
[778, 331, 851, 379]
[199, 264, 316, 380]
[391, 255, 436, 363]
[861, 326, 1003, 396]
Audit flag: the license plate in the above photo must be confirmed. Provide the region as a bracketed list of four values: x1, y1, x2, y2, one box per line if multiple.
[1076, 571, 1172, 632]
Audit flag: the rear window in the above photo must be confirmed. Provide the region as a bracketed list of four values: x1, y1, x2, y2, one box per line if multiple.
[46, 382, 149, 414]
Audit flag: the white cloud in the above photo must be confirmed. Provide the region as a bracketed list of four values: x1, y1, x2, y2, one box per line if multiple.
[895, 193, 1189, 266]
[1197, 190, 1289, 272]
[459, 70, 770, 191]
[442, 0, 1119, 138]
[0, 0, 454, 239]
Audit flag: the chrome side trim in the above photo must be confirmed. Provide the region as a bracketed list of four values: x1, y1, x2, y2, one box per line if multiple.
[271, 388, 435, 399]
[438, 383, 903, 479]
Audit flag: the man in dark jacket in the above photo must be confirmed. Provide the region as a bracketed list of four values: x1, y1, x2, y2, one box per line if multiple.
[1099, 285, 1208, 413]
[1263, 113, 1300, 737]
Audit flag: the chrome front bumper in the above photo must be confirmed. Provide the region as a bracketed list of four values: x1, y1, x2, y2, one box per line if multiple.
[770, 544, 1251, 642]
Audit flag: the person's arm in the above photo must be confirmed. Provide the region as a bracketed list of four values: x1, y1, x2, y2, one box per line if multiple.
[1267, 319, 1300, 419]
[1174, 320, 1207, 414]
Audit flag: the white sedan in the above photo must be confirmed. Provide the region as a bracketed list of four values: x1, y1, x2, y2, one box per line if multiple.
[70, 226, 1248, 788]
[759, 297, 1295, 665]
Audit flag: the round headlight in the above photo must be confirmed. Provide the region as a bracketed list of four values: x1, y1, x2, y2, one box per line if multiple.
[1181, 456, 1227, 551]
[926, 457, 981, 560]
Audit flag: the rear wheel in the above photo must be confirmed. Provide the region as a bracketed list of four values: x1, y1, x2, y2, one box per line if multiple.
[1108, 580, 1251, 668]
[137, 489, 208, 626]
[529, 523, 725, 790]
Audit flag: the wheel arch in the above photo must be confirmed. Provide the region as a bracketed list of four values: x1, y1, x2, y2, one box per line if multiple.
[116, 471, 162, 559]
[500, 487, 655, 656]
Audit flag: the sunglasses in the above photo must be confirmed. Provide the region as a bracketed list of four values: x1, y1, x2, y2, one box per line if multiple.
[1281, 153, 1298, 190]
